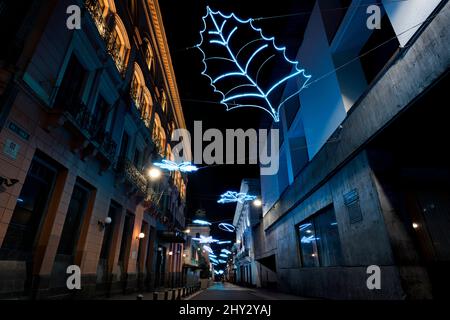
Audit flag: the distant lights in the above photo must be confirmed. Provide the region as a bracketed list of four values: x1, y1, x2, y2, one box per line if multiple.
[203, 245, 213, 253]
[218, 259, 227, 264]
[218, 191, 257, 204]
[192, 219, 212, 226]
[221, 249, 232, 255]
[217, 240, 232, 245]
[218, 223, 236, 232]
[192, 235, 219, 244]
[153, 159, 199, 173]
[219, 254, 228, 258]
[412, 223, 419, 229]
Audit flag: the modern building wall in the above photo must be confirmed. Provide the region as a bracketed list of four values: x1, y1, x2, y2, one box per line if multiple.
[258, 0, 449, 299]
[0, 0, 189, 299]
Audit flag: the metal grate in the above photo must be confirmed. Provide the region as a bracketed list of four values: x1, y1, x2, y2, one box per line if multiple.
[343, 189, 363, 224]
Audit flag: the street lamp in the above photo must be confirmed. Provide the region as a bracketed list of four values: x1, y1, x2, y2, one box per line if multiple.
[253, 199, 262, 207]
[148, 167, 162, 180]
[137, 232, 145, 240]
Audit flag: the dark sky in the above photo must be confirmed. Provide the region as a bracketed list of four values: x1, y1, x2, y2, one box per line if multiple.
[159, 0, 314, 240]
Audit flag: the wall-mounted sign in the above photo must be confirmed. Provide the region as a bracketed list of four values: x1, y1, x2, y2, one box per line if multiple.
[3, 139, 20, 160]
[8, 122, 30, 141]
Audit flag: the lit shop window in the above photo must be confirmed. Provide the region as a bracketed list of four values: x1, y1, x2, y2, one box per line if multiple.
[297, 206, 343, 267]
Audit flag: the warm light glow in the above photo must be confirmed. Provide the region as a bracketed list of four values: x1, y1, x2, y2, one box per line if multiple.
[185, 229, 191, 234]
[168, 251, 173, 256]
[253, 199, 262, 207]
[412, 223, 419, 229]
[138, 232, 145, 239]
[149, 167, 162, 180]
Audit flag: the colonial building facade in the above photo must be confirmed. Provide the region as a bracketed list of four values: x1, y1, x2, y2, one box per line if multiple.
[257, 0, 450, 299]
[0, 0, 189, 299]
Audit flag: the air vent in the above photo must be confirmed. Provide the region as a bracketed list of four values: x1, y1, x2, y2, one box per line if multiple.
[343, 189, 363, 224]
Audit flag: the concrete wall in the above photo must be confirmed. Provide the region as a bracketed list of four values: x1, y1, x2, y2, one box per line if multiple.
[259, 151, 406, 299]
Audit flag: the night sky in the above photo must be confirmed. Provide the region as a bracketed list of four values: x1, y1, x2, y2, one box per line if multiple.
[159, 0, 314, 240]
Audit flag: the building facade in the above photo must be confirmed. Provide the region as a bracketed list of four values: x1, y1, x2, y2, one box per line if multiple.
[258, 0, 450, 299]
[232, 179, 262, 288]
[0, 0, 189, 299]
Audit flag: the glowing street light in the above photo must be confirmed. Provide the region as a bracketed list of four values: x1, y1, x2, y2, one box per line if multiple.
[148, 167, 162, 180]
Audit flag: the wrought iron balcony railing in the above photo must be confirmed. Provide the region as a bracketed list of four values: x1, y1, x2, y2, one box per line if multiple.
[59, 97, 117, 160]
[85, 0, 127, 77]
[117, 158, 148, 195]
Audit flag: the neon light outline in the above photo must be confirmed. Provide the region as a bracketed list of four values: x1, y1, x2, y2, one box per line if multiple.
[153, 159, 199, 173]
[197, 6, 311, 122]
[217, 191, 257, 204]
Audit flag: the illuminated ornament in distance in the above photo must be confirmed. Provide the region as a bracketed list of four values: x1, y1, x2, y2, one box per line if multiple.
[217, 191, 257, 204]
[192, 219, 212, 226]
[221, 249, 232, 255]
[192, 235, 219, 244]
[218, 223, 236, 232]
[153, 160, 199, 173]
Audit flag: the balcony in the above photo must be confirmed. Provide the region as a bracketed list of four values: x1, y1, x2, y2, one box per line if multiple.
[46, 97, 117, 171]
[85, 0, 127, 77]
[116, 158, 148, 198]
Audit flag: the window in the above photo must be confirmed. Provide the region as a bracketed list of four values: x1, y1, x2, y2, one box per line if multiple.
[106, 15, 131, 75]
[1, 154, 58, 259]
[144, 39, 155, 72]
[359, 14, 399, 84]
[93, 95, 110, 132]
[119, 132, 129, 160]
[297, 206, 343, 267]
[118, 211, 134, 266]
[152, 113, 166, 154]
[160, 90, 167, 113]
[55, 55, 88, 109]
[57, 179, 93, 256]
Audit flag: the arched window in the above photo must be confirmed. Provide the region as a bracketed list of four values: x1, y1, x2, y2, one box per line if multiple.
[153, 113, 166, 154]
[131, 63, 145, 107]
[144, 39, 155, 72]
[107, 14, 130, 75]
[141, 87, 153, 127]
[87, 0, 116, 38]
[160, 90, 167, 113]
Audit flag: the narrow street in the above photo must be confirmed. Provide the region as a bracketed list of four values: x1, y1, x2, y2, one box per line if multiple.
[188, 283, 307, 300]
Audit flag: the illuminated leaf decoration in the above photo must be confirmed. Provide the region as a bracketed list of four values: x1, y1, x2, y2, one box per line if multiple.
[198, 7, 311, 122]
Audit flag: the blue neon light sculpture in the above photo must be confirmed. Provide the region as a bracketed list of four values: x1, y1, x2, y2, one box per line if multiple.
[218, 223, 236, 232]
[218, 191, 257, 204]
[192, 235, 219, 244]
[192, 219, 212, 226]
[153, 160, 199, 173]
[198, 7, 311, 122]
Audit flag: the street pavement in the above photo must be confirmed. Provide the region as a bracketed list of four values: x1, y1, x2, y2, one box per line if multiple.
[188, 282, 308, 300]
